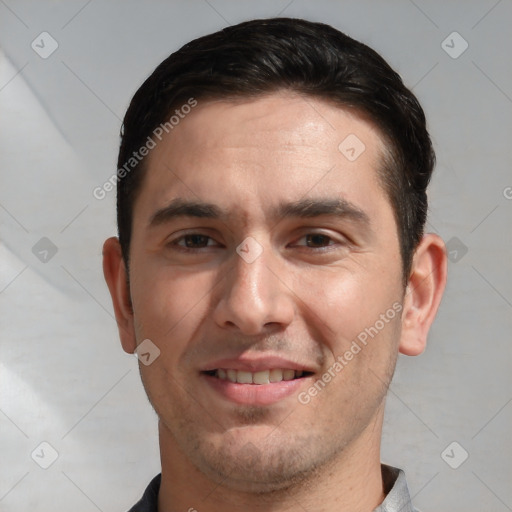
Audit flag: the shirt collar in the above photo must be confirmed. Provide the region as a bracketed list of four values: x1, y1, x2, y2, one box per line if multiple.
[373, 465, 417, 512]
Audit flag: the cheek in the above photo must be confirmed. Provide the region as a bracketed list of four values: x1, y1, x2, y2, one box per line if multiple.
[131, 268, 216, 399]
[292, 261, 402, 354]
[130, 263, 215, 350]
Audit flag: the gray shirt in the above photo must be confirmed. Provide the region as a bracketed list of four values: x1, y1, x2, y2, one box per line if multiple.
[127, 464, 417, 512]
[376, 465, 418, 512]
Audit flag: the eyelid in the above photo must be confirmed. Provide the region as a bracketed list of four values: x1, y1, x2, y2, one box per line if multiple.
[293, 231, 351, 251]
[291, 229, 348, 245]
[165, 229, 350, 251]
[168, 232, 222, 248]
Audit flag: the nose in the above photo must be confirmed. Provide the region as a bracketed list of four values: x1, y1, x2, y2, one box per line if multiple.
[212, 241, 295, 335]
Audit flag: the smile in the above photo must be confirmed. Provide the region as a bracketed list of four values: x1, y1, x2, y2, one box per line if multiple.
[204, 368, 311, 384]
[202, 368, 314, 406]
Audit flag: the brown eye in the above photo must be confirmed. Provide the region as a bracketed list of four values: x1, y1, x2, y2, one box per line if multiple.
[180, 234, 211, 248]
[304, 234, 333, 248]
[169, 234, 218, 250]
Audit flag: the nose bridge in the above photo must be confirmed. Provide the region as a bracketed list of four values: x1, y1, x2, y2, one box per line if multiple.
[232, 254, 264, 300]
[230, 242, 273, 312]
[213, 239, 294, 334]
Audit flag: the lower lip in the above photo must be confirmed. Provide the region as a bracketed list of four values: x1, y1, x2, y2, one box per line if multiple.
[202, 373, 308, 406]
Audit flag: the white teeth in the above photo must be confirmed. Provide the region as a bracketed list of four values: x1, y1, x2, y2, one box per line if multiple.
[214, 368, 305, 384]
[253, 370, 270, 384]
[236, 370, 253, 384]
[269, 368, 283, 382]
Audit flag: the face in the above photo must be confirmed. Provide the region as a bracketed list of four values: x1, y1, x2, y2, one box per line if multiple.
[125, 93, 407, 490]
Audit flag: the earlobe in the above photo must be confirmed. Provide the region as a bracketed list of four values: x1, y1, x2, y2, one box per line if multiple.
[102, 237, 137, 354]
[399, 233, 447, 356]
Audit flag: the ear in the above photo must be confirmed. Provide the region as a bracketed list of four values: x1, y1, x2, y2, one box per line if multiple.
[102, 237, 137, 354]
[399, 233, 447, 356]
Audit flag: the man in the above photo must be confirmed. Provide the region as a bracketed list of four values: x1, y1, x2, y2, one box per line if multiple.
[103, 17, 447, 512]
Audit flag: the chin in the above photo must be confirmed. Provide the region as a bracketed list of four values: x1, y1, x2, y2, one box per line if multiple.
[199, 456, 310, 494]
[190, 431, 329, 494]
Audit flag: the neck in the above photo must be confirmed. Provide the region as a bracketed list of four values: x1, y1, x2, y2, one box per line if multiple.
[158, 412, 385, 512]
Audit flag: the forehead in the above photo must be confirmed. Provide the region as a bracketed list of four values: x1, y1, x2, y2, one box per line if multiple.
[157, 93, 383, 161]
[135, 92, 390, 227]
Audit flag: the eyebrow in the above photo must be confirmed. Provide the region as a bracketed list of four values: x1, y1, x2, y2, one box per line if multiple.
[148, 197, 370, 228]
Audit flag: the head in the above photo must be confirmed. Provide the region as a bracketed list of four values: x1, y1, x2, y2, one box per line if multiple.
[103, 18, 446, 493]
[117, 18, 435, 283]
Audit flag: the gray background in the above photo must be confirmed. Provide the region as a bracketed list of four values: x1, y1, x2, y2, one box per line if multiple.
[1, 1, 511, 511]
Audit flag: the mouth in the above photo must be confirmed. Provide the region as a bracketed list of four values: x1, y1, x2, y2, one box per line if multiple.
[202, 368, 313, 384]
[201, 367, 315, 406]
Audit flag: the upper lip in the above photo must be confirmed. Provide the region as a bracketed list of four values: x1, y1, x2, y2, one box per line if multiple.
[201, 355, 316, 373]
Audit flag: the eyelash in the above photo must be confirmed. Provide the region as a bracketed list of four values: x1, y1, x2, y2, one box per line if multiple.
[168, 232, 345, 252]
